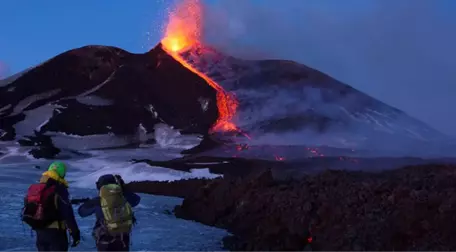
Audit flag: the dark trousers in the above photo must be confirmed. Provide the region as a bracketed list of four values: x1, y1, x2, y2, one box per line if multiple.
[96, 234, 130, 251]
[36, 229, 69, 251]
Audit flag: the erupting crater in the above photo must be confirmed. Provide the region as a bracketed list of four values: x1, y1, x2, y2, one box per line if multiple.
[160, 0, 239, 134]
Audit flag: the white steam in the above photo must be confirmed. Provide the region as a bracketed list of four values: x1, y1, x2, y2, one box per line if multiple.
[201, 0, 456, 137]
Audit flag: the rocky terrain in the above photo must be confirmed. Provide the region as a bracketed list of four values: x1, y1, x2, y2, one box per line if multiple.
[128, 163, 456, 251]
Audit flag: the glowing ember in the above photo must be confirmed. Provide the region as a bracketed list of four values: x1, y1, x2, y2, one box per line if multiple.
[306, 147, 324, 157]
[236, 144, 249, 151]
[161, 0, 239, 133]
[161, 0, 200, 53]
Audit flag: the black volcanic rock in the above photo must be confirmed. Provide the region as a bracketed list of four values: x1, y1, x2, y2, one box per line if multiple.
[131, 155, 284, 178]
[126, 178, 215, 199]
[157, 164, 456, 251]
[18, 132, 61, 159]
[180, 134, 224, 155]
[0, 44, 218, 150]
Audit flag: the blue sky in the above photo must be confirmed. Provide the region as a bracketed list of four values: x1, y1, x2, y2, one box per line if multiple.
[1, 0, 455, 136]
[0, 0, 170, 74]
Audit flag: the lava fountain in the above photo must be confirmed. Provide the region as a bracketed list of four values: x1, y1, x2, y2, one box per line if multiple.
[160, 0, 239, 133]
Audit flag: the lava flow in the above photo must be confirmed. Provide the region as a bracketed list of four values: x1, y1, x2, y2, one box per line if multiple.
[160, 0, 239, 133]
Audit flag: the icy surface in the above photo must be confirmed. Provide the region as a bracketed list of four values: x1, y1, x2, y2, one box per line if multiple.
[14, 104, 57, 136]
[0, 158, 226, 252]
[50, 132, 135, 150]
[154, 123, 202, 150]
[76, 95, 113, 106]
[0, 141, 227, 251]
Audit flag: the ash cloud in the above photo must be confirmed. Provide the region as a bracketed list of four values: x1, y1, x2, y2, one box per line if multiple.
[200, 0, 456, 137]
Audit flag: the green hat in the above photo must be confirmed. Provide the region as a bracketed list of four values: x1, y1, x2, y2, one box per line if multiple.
[48, 161, 67, 178]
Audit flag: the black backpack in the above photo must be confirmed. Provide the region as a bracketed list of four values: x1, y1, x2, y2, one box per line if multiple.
[21, 183, 59, 229]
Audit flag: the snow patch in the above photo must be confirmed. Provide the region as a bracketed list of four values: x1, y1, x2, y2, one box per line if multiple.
[67, 159, 221, 189]
[405, 129, 426, 141]
[11, 89, 61, 116]
[145, 104, 159, 119]
[0, 129, 7, 139]
[365, 108, 394, 120]
[338, 106, 359, 121]
[0, 104, 12, 115]
[37, 120, 50, 133]
[49, 132, 131, 150]
[14, 104, 57, 136]
[362, 113, 395, 134]
[0, 145, 35, 163]
[364, 113, 383, 127]
[47, 124, 197, 151]
[198, 97, 209, 111]
[78, 68, 120, 97]
[154, 123, 202, 150]
[76, 95, 113, 106]
[136, 123, 154, 144]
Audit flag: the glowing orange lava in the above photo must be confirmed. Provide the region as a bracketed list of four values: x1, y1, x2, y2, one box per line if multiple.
[161, 0, 239, 133]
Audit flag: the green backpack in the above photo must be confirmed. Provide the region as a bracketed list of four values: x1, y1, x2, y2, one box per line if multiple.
[99, 184, 134, 235]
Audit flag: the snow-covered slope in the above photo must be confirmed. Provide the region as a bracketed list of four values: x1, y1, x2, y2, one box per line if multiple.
[181, 45, 453, 156]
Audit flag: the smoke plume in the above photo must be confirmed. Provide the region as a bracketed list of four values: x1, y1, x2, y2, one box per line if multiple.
[200, 0, 456, 137]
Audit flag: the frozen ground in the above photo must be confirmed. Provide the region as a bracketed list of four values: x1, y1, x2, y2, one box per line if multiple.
[0, 143, 227, 251]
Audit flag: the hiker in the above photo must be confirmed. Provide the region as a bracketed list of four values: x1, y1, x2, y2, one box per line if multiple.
[78, 174, 141, 251]
[22, 161, 81, 251]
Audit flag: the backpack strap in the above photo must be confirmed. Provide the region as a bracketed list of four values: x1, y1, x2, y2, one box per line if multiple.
[114, 176, 120, 186]
[53, 194, 63, 230]
[49, 184, 65, 230]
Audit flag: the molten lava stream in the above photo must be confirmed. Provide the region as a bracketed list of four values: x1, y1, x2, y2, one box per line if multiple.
[162, 46, 239, 133]
[160, 0, 249, 137]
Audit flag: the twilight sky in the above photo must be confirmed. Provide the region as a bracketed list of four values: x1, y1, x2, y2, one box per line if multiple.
[1, 0, 455, 136]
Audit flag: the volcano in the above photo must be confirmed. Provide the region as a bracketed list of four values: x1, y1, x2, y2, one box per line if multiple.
[0, 42, 452, 158]
[2, 0, 452, 159]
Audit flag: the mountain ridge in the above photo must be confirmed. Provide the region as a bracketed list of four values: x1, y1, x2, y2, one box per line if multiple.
[0, 43, 452, 158]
